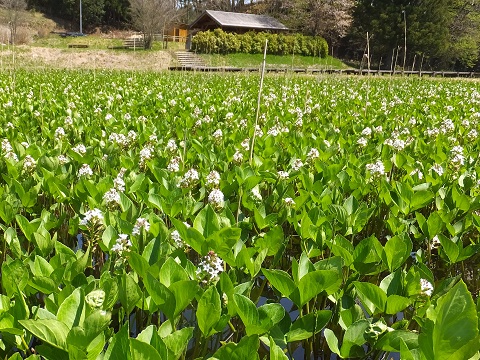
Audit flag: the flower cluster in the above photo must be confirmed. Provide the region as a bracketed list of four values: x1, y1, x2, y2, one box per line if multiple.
[420, 278, 434, 297]
[80, 208, 104, 226]
[179, 168, 199, 188]
[72, 144, 87, 156]
[278, 170, 289, 180]
[167, 156, 181, 173]
[139, 145, 154, 167]
[78, 164, 93, 178]
[307, 148, 319, 162]
[206, 170, 221, 188]
[165, 139, 177, 152]
[208, 189, 225, 210]
[132, 217, 150, 235]
[291, 159, 303, 171]
[366, 160, 386, 177]
[196, 251, 224, 283]
[23, 155, 36, 174]
[1, 139, 18, 162]
[450, 145, 465, 166]
[111, 234, 131, 257]
[431, 163, 444, 176]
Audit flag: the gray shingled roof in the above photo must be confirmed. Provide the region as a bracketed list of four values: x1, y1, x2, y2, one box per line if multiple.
[190, 10, 288, 31]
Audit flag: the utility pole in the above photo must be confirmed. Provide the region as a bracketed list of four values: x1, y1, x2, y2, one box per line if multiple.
[79, 0, 83, 34]
[402, 10, 406, 73]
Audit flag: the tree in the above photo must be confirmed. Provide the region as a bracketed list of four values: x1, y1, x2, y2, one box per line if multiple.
[0, 0, 27, 44]
[129, 0, 181, 49]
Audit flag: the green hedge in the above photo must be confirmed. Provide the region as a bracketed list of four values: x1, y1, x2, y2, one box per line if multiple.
[191, 29, 328, 58]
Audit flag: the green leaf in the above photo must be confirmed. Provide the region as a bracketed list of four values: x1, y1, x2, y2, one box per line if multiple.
[353, 281, 387, 315]
[212, 334, 260, 360]
[233, 294, 259, 333]
[163, 327, 194, 358]
[197, 286, 221, 337]
[437, 234, 459, 264]
[375, 330, 419, 352]
[2, 259, 29, 296]
[324, 328, 341, 357]
[130, 338, 162, 360]
[430, 280, 480, 360]
[169, 280, 199, 318]
[386, 295, 411, 315]
[20, 319, 70, 350]
[144, 274, 175, 319]
[382, 233, 412, 271]
[340, 319, 370, 358]
[104, 323, 130, 360]
[261, 269, 295, 298]
[159, 257, 189, 287]
[194, 205, 220, 238]
[118, 274, 142, 316]
[286, 310, 331, 342]
[290, 270, 341, 307]
[269, 336, 288, 360]
[57, 288, 85, 329]
[128, 252, 150, 279]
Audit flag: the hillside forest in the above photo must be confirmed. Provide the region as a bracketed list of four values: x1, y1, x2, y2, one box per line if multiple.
[14, 0, 480, 71]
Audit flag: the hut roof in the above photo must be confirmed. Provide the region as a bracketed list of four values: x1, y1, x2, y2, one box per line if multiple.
[189, 10, 288, 31]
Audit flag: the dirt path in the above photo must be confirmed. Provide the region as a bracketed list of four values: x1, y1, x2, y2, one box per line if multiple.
[1, 46, 173, 71]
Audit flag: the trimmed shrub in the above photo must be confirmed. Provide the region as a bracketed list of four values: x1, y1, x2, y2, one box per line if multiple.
[191, 29, 328, 58]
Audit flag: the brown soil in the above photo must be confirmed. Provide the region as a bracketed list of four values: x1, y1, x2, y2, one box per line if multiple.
[2, 46, 173, 71]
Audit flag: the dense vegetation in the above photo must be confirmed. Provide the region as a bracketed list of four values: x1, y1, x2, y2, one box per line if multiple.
[0, 70, 478, 359]
[191, 29, 328, 57]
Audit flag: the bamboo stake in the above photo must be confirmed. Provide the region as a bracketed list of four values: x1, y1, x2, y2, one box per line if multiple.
[250, 39, 268, 165]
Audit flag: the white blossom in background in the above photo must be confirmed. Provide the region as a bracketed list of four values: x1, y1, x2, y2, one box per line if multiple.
[179, 168, 199, 188]
[208, 189, 225, 210]
[440, 119, 455, 134]
[1, 139, 18, 162]
[292, 159, 303, 171]
[171, 230, 186, 248]
[55, 127, 66, 140]
[384, 138, 407, 151]
[233, 150, 243, 164]
[165, 139, 177, 152]
[58, 154, 69, 165]
[284, 197, 295, 207]
[251, 187, 262, 202]
[361, 127, 372, 136]
[114, 168, 126, 192]
[278, 170, 289, 180]
[467, 129, 478, 140]
[450, 145, 465, 166]
[124, 113, 131, 120]
[420, 278, 434, 297]
[409, 168, 424, 180]
[103, 188, 121, 206]
[206, 170, 220, 188]
[425, 128, 440, 138]
[23, 155, 36, 173]
[212, 129, 223, 140]
[72, 144, 87, 156]
[167, 157, 181, 173]
[255, 125, 263, 138]
[80, 208, 103, 226]
[105, 113, 113, 121]
[111, 234, 131, 256]
[307, 148, 319, 162]
[431, 235, 441, 249]
[431, 164, 444, 176]
[374, 125, 383, 133]
[357, 137, 368, 147]
[196, 251, 224, 283]
[241, 138, 250, 151]
[139, 145, 154, 167]
[366, 160, 386, 177]
[21, 142, 29, 149]
[78, 164, 93, 178]
[323, 140, 331, 148]
[132, 217, 150, 235]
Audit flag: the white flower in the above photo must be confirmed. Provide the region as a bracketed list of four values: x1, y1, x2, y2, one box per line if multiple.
[208, 189, 225, 210]
[307, 148, 319, 161]
[323, 140, 331, 148]
[58, 154, 69, 165]
[111, 234, 131, 256]
[284, 197, 295, 207]
[366, 160, 385, 176]
[179, 168, 199, 188]
[357, 137, 368, 147]
[167, 157, 181, 173]
[1, 139, 13, 153]
[196, 251, 223, 283]
[72, 144, 87, 156]
[103, 188, 120, 206]
[431, 164, 444, 176]
[139, 145, 154, 167]
[362, 127, 372, 136]
[241, 138, 250, 151]
[233, 150, 243, 164]
[55, 127, 66, 140]
[78, 164, 93, 177]
[212, 129, 223, 140]
[80, 208, 103, 226]
[278, 170, 289, 180]
[420, 278, 434, 297]
[171, 230, 185, 248]
[206, 170, 220, 188]
[292, 159, 303, 171]
[166, 139, 177, 152]
[467, 129, 478, 140]
[23, 155, 36, 173]
[105, 113, 113, 121]
[251, 187, 262, 202]
[132, 217, 150, 235]
[431, 235, 441, 249]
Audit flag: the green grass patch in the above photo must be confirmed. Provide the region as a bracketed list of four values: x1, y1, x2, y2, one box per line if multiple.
[197, 52, 348, 69]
